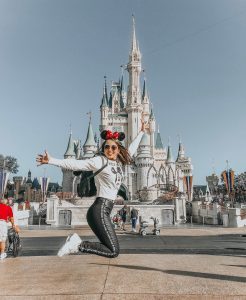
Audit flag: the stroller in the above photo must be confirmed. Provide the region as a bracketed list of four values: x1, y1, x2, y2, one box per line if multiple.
[112, 214, 121, 229]
[139, 217, 161, 236]
[7, 227, 21, 257]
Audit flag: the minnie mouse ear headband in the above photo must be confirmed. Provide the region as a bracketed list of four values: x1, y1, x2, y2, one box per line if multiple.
[101, 130, 125, 141]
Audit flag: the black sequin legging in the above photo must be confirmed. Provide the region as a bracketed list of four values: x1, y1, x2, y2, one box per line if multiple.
[79, 197, 120, 258]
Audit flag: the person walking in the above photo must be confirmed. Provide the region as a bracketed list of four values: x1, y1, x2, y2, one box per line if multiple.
[36, 120, 146, 258]
[0, 198, 18, 260]
[119, 204, 128, 231]
[130, 207, 139, 232]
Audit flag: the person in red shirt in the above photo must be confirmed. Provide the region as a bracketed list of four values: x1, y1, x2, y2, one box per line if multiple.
[0, 198, 17, 260]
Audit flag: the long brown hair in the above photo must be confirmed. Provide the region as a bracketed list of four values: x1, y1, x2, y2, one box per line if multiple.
[101, 140, 133, 165]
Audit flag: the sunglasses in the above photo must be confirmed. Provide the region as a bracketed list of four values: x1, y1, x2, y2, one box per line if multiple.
[104, 144, 118, 151]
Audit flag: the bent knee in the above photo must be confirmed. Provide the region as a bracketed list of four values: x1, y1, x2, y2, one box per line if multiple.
[111, 252, 119, 258]
[111, 249, 120, 258]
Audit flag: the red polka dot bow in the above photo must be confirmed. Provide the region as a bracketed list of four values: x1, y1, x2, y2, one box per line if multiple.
[106, 130, 119, 140]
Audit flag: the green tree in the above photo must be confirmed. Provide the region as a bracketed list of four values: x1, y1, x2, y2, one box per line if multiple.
[0, 155, 19, 174]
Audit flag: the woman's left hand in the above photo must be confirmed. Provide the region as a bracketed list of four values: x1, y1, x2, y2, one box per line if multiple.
[36, 150, 50, 166]
[14, 225, 20, 233]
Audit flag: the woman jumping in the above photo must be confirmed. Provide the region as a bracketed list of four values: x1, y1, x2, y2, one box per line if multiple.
[36, 120, 146, 258]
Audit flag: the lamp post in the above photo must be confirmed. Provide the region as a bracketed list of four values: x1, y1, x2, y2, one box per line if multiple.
[225, 160, 231, 206]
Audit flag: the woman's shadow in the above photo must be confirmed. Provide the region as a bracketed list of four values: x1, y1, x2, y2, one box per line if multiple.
[89, 262, 246, 283]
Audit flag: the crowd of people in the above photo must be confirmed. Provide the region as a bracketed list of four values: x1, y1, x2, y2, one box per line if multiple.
[113, 205, 139, 232]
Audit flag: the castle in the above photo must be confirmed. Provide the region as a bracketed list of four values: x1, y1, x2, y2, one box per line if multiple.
[62, 18, 193, 203]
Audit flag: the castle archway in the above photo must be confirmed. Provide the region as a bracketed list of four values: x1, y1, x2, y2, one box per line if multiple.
[159, 165, 168, 184]
[147, 165, 158, 187]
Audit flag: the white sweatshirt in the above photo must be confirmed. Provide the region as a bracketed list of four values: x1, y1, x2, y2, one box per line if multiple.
[49, 131, 144, 201]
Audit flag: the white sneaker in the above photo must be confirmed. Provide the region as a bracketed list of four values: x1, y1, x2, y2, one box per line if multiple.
[0, 253, 7, 260]
[57, 233, 82, 257]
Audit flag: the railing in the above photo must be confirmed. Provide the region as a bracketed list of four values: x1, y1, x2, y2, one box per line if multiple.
[220, 206, 228, 213]
[200, 205, 207, 210]
[17, 202, 31, 211]
[199, 203, 229, 214]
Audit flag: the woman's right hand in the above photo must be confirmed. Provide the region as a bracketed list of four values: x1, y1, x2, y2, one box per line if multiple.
[36, 150, 50, 165]
[141, 113, 148, 132]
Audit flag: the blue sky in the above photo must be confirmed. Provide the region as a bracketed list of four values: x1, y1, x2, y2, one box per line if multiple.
[0, 0, 246, 185]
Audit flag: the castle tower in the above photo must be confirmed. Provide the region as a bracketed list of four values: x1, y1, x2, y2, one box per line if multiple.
[120, 73, 127, 107]
[154, 126, 167, 169]
[166, 141, 175, 184]
[25, 170, 32, 201]
[110, 81, 122, 114]
[62, 131, 76, 192]
[74, 139, 81, 159]
[175, 138, 193, 176]
[83, 121, 97, 158]
[177, 140, 185, 160]
[135, 133, 153, 190]
[26, 170, 32, 185]
[126, 16, 143, 146]
[100, 76, 109, 132]
[149, 107, 156, 156]
[64, 131, 76, 159]
[142, 79, 150, 118]
[175, 138, 193, 195]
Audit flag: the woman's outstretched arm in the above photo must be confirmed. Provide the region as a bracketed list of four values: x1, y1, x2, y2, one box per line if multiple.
[36, 151, 104, 171]
[128, 117, 147, 157]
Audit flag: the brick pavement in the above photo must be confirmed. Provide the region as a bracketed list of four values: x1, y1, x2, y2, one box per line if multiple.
[0, 226, 245, 299]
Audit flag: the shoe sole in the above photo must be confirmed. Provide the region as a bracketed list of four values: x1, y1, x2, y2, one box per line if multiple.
[57, 234, 81, 257]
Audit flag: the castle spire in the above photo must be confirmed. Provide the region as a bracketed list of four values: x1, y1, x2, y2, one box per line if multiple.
[83, 118, 97, 158]
[126, 15, 142, 142]
[120, 66, 126, 108]
[155, 127, 164, 149]
[84, 119, 96, 147]
[176, 135, 185, 160]
[166, 138, 174, 163]
[128, 14, 141, 65]
[149, 107, 155, 120]
[26, 170, 32, 184]
[142, 78, 146, 100]
[100, 76, 108, 108]
[104, 76, 108, 104]
[131, 15, 137, 52]
[142, 76, 150, 104]
[120, 69, 125, 92]
[64, 130, 75, 158]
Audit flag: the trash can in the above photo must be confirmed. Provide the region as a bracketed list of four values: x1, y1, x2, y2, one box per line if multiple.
[222, 214, 229, 227]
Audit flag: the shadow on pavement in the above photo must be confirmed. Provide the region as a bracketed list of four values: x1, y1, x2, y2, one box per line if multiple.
[89, 263, 246, 283]
[224, 264, 246, 268]
[163, 270, 246, 283]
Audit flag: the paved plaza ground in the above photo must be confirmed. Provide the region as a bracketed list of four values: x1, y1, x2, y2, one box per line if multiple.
[0, 225, 246, 299]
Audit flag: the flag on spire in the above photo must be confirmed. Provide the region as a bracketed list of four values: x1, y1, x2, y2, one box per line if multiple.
[0, 169, 9, 198]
